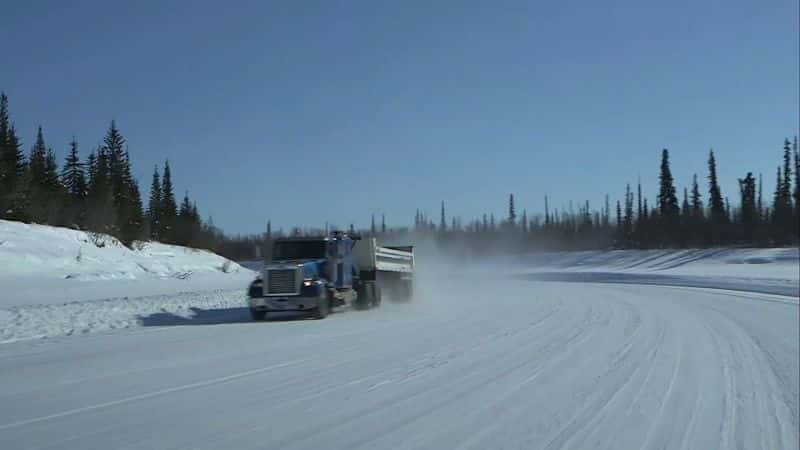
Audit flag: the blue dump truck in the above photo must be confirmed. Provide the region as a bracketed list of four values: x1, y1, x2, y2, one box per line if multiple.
[246, 232, 414, 320]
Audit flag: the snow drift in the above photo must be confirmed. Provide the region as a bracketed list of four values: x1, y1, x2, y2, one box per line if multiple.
[0, 220, 253, 307]
[0, 219, 243, 280]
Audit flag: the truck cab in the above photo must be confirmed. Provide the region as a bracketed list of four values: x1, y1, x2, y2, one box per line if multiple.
[247, 232, 376, 320]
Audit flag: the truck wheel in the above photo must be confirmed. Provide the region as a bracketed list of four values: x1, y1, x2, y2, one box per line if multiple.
[312, 294, 329, 319]
[354, 282, 371, 310]
[250, 309, 266, 321]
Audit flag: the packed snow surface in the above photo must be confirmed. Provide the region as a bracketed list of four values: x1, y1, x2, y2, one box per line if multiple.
[0, 278, 797, 450]
[513, 247, 798, 280]
[0, 223, 797, 449]
[502, 247, 799, 296]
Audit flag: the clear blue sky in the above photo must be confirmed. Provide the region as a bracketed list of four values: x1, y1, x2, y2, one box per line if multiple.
[2, 0, 798, 234]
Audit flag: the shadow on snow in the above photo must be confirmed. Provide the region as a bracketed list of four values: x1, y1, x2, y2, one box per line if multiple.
[137, 307, 315, 327]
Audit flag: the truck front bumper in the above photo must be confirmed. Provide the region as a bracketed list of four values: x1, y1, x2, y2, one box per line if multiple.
[248, 296, 319, 312]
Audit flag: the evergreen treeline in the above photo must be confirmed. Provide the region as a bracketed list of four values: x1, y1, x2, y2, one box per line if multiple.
[408, 145, 799, 256]
[0, 93, 219, 248]
[2, 92, 797, 261]
[230, 142, 798, 261]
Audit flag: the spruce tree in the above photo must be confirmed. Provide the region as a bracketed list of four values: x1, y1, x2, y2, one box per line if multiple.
[544, 196, 550, 226]
[440, 201, 446, 231]
[581, 201, 590, 227]
[44, 148, 60, 191]
[690, 174, 703, 220]
[28, 127, 47, 187]
[0, 94, 8, 204]
[637, 179, 642, 220]
[147, 166, 162, 240]
[175, 191, 196, 246]
[773, 166, 782, 222]
[25, 127, 50, 223]
[2, 125, 26, 219]
[86, 150, 97, 187]
[681, 188, 690, 221]
[62, 139, 86, 199]
[42, 144, 65, 225]
[61, 139, 87, 227]
[86, 146, 114, 232]
[658, 149, 679, 218]
[738, 173, 757, 241]
[725, 197, 732, 222]
[121, 149, 144, 244]
[370, 214, 376, 235]
[794, 137, 799, 216]
[657, 149, 679, 245]
[0, 93, 8, 147]
[103, 121, 126, 205]
[707, 149, 726, 224]
[623, 184, 634, 244]
[8, 126, 25, 183]
[160, 160, 178, 241]
[0, 97, 25, 219]
[757, 173, 763, 220]
[643, 198, 649, 222]
[102, 121, 135, 238]
[508, 194, 516, 227]
[781, 138, 792, 206]
[381, 213, 386, 233]
[775, 139, 794, 242]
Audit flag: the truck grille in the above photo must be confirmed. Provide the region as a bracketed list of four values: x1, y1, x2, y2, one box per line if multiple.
[267, 269, 297, 294]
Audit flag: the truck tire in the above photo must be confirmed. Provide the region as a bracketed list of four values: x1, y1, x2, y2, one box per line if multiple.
[312, 293, 330, 319]
[250, 309, 266, 321]
[354, 281, 379, 310]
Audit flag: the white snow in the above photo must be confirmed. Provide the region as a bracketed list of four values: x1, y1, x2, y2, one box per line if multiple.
[0, 220, 253, 307]
[0, 222, 798, 449]
[0, 277, 796, 450]
[514, 247, 799, 281]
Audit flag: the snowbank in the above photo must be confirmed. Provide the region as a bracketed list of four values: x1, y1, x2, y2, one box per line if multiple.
[0, 220, 253, 307]
[0, 288, 248, 344]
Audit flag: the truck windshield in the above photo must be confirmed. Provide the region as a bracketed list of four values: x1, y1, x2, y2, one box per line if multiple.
[272, 240, 327, 260]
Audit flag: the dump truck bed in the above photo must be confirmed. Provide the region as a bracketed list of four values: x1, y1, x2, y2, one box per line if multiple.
[354, 238, 414, 273]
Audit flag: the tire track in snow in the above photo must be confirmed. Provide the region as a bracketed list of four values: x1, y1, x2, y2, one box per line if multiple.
[445, 296, 643, 450]
[541, 299, 651, 450]
[0, 358, 310, 431]
[242, 300, 603, 450]
[359, 303, 613, 450]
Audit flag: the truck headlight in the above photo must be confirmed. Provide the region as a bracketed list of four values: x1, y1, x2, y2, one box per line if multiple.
[303, 280, 313, 287]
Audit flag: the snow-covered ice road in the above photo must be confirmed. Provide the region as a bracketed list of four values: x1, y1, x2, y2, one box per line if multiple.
[0, 277, 797, 450]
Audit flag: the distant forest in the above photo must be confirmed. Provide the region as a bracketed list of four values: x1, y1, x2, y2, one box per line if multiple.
[0, 92, 797, 261]
[0, 93, 224, 251]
